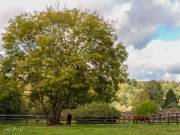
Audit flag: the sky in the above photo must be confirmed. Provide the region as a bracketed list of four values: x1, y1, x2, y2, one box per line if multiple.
[1, 0, 180, 81]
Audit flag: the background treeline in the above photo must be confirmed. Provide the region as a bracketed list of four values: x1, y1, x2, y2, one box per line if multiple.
[1, 77, 180, 115]
[113, 79, 180, 114]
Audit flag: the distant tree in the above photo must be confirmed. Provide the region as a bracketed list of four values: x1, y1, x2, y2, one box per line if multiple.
[1, 9, 128, 125]
[144, 80, 163, 105]
[163, 89, 178, 108]
[128, 79, 137, 87]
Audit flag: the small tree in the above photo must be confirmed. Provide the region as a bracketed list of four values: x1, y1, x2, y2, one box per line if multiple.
[132, 90, 159, 115]
[133, 100, 159, 115]
[163, 89, 178, 109]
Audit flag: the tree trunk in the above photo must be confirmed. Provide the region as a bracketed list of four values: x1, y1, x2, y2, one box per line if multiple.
[48, 116, 60, 125]
[47, 106, 62, 125]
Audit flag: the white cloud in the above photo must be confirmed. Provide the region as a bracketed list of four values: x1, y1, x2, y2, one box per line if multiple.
[119, 0, 180, 48]
[0, 0, 51, 34]
[60, 0, 180, 48]
[127, 40, 180, 81]
[0, 8, 25, 33]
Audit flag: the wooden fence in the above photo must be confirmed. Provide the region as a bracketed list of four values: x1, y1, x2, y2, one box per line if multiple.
[119, 113, 180, 124]
[1, 113, 180, 125]
[0, 115, 46, 125]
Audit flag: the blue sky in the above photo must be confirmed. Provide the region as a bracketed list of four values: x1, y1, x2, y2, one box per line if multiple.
[1, 0, 180, 81]
[153, 25, 180, 41]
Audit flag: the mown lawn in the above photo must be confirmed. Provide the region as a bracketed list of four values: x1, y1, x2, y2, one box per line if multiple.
[1, 123, 180, 135]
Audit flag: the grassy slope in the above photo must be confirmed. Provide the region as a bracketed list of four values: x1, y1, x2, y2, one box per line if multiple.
[1, 124, 180, 135]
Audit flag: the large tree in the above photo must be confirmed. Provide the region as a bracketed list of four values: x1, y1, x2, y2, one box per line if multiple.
[1, 9, 128, 125]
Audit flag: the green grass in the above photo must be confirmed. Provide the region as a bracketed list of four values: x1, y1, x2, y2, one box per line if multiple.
[1, 123, 180, 135]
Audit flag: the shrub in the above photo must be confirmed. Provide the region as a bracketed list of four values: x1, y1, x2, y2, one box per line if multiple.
[0, 89, 21, 114]
[133, 100, 159, 115]
[74, 102, 120, 117]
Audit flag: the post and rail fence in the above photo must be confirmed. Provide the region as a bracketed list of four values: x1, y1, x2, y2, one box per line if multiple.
[1, 113, 180, 125]
[119, 113, 180, 124]
[0, 115, 46, 125]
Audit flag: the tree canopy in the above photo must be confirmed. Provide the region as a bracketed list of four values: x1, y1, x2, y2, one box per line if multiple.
[1, 9, 128, 124]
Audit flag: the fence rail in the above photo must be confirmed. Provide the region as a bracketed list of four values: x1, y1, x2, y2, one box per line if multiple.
[0, 115, 46, 125]
[119, 113, 180, 124]
[1, 113, 180, 125]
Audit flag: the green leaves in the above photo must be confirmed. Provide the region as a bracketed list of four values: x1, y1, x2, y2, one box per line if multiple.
[0, 75, 21, 114]
[74, 102, 120, 117]
[145, 80, 163, 105]
[163, 89, 178, 109]
[134, 100, 159, 115]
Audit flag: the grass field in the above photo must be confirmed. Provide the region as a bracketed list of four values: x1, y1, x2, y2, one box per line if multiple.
[1, 123, 180, 135]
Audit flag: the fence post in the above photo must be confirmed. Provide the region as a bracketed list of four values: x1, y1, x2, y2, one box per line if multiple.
[26, 119, 28, 126]
[152, 115, 155, 125]
[176, 113, 178, 124]
[159, 114, 161, 124]
[123, 116, 125, 124]
[168, 113, 170, 124]
[5, 116, 7, 125]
